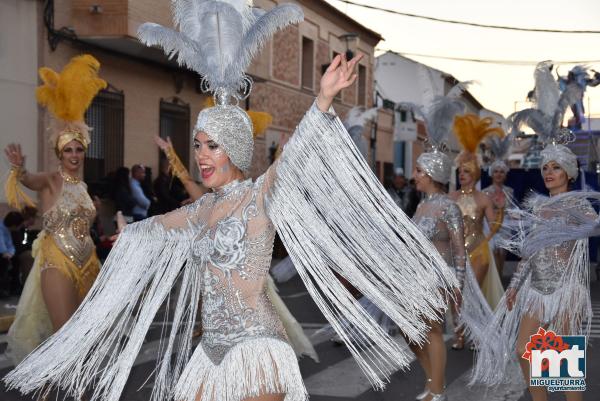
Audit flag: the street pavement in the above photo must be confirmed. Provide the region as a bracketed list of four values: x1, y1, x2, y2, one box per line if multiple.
[0, 261, 598, 401]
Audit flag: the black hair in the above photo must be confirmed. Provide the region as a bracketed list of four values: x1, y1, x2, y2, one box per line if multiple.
[4, 211, 24, 228]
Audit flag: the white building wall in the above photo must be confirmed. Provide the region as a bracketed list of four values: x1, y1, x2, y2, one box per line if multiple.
[0, 0, 38, 205]
[375, 51, 445, 105]
[374, 52, 447, 177]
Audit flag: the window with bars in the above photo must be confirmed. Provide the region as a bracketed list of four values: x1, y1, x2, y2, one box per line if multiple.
[159, 98, 191, 168]
[84, 88, 124, 184]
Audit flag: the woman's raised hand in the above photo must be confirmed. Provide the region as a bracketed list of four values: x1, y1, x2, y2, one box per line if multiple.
[4, 143, 25, 167]
[154, 136, 172, 153]
[317, 53, 364, 112]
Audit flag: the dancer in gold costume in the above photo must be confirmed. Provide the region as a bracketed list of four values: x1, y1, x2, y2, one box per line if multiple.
[4, 55, 106, 362]
[449, 114, 505, 349]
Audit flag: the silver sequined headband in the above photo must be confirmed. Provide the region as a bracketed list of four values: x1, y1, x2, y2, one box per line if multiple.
[540, 144, 578, 180]
[416, 150, 452, 184]
[195, 103, 254, 172]
[488, 160, 509, 175]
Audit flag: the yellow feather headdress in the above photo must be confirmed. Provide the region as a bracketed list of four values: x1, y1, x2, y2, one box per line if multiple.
[36, 54, 107, 154]
[453, 114, 504, 178]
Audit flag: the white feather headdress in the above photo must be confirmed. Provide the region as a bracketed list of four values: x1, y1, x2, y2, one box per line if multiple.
[397, 83, 468, 184]
[138, 1, 303, 171]
[138, 1, 304, 99]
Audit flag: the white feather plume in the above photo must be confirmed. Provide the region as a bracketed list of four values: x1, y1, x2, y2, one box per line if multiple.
[488, 134, 512, 161]
[551, 83, 584, 136]
[425, 95, 466, 146]
[533, 61, 560, 117]
[511, 61, 583, 144]
[343, 106, 378, 130]
[396, 88, 466, 149]
[344, 107, 378, 159]
[446, 80, 476, 98]
[395, 102, 426, 123]
[138, 0, 303, 96]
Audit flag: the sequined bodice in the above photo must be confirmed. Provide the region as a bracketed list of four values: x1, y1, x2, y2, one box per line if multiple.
[412, 193, 466, 273]
[528, 198, 590, 294]
[181, 179, 286, 364]
[455, 191, 485, 253]
[42, 178, 96, 267]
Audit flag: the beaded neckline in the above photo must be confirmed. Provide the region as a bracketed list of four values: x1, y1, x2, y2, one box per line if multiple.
[59, 168, 80, 184]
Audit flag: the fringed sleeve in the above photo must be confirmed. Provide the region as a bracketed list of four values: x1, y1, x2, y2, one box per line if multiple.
[4, 204, 203, 401]
[4, 166, 36, 210]
[264, 101, 458, 389]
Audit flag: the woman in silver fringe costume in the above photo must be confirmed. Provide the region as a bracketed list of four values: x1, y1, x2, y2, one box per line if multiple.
[154, 135, 319, 363]
[471, 61, 598, 401]
[411, 156, 466, 401]
[403, 95, 492, 401]
[4, 2, 458, 401]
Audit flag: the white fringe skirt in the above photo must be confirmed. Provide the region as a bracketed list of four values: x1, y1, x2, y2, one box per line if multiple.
[470, 279, 591, 387]
[174, 337, 308, 401]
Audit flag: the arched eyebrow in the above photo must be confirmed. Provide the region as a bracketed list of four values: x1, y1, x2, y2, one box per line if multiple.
[193, 138, 217, 145]
[64, 145, 85, 151]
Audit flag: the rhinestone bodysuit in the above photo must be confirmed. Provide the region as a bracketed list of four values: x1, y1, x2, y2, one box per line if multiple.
[162, 178, 287, 365]
[528, 197, 595, 294]
[42, 177, 96, 267]
[455, 191, 485, 255]
[413, 193, 466, 280]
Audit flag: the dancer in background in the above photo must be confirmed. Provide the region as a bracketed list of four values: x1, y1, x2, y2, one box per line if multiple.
[3, 55, 106, 363]
[403, 93, 492, 400]
[483, 134, 515, 277]
[449, 114, 505, 350]
[472, 60, 597, 401]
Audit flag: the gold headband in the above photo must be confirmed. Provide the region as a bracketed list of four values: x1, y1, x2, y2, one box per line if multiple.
[55, 131, 89, 156]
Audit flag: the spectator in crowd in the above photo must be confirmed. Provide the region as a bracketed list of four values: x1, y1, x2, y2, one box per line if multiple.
[4, 207, 38, 291]
[0, 215, 16, 297]
[130, 164, 151, 221]
[387, 168, 420, 217]
[153, 158, 189, 214]
[111, 167, 135, 222]
[89, 191, 115, 262]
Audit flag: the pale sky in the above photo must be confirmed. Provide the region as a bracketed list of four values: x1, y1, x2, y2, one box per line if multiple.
[325, 0, 600, 120]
